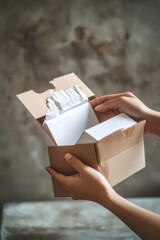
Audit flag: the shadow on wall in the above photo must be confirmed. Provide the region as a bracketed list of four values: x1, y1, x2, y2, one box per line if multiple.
[0, 0, 160, 211]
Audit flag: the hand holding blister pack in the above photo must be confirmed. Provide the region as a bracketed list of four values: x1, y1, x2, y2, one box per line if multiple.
[17, 73, 146, 197]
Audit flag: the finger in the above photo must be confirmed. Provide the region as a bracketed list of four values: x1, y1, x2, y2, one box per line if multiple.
[90, 92, 135, 108]
[104, 92, 135, 100]
[95, 98, 123, 112]
[46, 167, 67, 185]
[65, 153, 86, 173]
[90, 96, 109, 107]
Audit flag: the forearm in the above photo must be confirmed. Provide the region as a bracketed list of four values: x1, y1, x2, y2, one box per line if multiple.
[102, 192, 160, 239]
[47, 152, 160, 239]
[145, 110, 160, 137]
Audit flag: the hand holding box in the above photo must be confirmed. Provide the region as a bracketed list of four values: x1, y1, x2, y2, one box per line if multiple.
[17, 73, 145, 197]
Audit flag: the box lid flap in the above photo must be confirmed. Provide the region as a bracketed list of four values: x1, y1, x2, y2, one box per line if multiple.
[17, 73, 94, 120]
[17, 90, 51, 119]
[77, 113, 137, 144]
[95, 120, 146, 162]
[50, 73, 94, 99]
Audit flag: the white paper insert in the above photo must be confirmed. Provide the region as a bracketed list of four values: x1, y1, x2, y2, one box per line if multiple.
[43, 85, 99, 146]
[43, 85, 137, 146]
[77, 113, 137, 144]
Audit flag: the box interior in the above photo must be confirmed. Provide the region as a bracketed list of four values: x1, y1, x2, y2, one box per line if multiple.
[43, 101, 99, 146]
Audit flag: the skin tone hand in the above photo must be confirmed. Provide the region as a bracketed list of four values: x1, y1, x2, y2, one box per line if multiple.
[46, 153, 160, 240]
[46, 153, 114, 204]
[90, 92, 160, 136]
[46, 93, 160, 238]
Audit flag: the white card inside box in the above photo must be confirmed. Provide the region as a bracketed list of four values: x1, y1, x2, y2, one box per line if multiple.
[43, 102, 99, 146]
[77, 113, 137, 144]
[43, 84, 136, 146]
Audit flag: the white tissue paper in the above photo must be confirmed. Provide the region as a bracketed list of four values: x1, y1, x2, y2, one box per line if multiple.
[45, 85, 88, 120]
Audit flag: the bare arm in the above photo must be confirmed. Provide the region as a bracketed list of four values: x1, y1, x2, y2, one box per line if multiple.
[90, 92, 160, 137]
[105, 192, 160, 240]
[46, 154, 160, 240]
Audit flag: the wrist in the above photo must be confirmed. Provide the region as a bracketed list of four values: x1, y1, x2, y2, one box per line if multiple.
[98, 187, 119, 210]
[145, 109, 160, 137]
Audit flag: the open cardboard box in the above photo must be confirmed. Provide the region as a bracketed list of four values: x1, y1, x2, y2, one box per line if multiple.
[17, 73, 146, 197]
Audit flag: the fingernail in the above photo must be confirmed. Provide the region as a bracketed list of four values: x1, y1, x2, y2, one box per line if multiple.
[65, 153, 72, 161]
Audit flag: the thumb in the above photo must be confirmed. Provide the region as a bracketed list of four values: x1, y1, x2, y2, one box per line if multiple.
[65, 153, 85, 173]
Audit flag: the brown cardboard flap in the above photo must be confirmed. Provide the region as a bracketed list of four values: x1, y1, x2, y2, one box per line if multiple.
[48, 144, 98, 174]
[48, 144, 99, 197]
[17, 90, 51, 119]
[50, 73, 94, 99]
[17, 73, 95, 120]
[100, 141, 145, 186]
[96, 120, 146, 163]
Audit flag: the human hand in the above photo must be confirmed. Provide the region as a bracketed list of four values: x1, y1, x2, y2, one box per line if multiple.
[90, 92, 152, 134]
[46, 154, 160, 240]
[46, 153, 115, 207]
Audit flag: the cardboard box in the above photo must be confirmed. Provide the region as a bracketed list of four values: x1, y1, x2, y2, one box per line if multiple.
[17, 73, 146, 197]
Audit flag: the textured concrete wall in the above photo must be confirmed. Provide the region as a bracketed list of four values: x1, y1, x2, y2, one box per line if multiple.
[0, 0, 160, 211]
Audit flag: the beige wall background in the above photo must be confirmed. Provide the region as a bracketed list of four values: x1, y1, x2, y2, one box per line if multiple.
[0, 0, 160, 213]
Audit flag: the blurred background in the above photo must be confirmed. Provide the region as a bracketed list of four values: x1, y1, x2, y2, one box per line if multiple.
[0, 0, 160, 224]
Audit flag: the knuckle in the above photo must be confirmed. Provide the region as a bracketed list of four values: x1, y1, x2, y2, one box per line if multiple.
[119, 96, 126, 102]
[125, 91, 134, 97]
